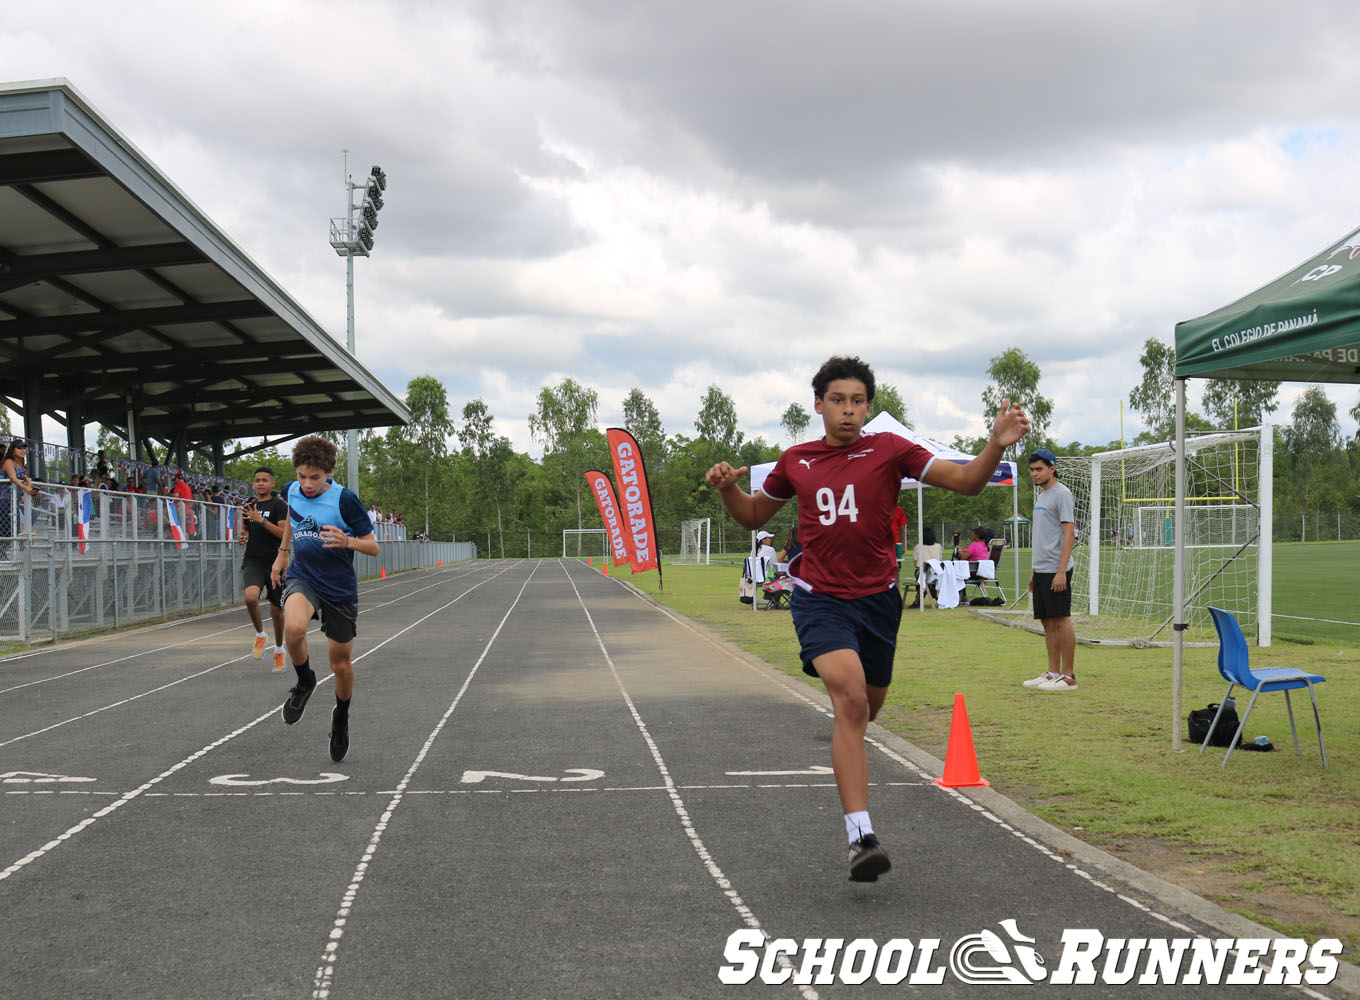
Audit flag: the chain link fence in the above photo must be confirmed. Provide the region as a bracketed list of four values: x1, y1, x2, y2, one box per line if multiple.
[0, 485, 473, 646]
[1274, 510, 1360, 542]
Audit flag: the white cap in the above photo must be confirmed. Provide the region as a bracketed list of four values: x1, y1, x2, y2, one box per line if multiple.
[756, 530, 773, 540]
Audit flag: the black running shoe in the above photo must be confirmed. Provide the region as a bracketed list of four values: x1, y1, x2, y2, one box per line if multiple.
[848, 834, 891, 882]
[281, 674, 316, 725]
[329, 706, 350, 763]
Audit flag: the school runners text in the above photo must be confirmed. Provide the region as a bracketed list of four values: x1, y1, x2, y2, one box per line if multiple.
[719, 922, 1341, 987]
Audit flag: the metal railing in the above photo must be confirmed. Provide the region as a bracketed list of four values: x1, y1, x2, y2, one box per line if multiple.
[0, 485, 475, 645]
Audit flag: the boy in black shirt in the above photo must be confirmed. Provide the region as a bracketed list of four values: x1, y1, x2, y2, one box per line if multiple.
[238, 466, 289, 671]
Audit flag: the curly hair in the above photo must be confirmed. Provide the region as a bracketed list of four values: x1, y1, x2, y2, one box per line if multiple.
[811, 356, 876, 401]
[291, 435, 337, 473]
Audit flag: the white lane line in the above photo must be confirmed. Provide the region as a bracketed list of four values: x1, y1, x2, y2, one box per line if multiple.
[560, 561, 819, 1000]
[0, 563, 518, 885]
[0, 562, 488, 695]
[0, 626, 264, 696]
[595, 567, 1339, 994]
[310, 561, 540, 1000]
[0, 654, 266, 749]
[0, 563, 512, 748]
[0, 705, 283, 884]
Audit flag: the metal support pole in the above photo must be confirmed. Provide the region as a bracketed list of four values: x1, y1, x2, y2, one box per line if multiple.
[111, 541, 120, 629]
[346, 249, 360, 496]
[1089, 458, 1102, 615]
[1171, 379, 1187, 752]
[1258, 422, 1273, 646]
[127, 402, 138, 464]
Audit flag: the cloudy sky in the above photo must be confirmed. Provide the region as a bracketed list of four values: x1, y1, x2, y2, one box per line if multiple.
[7, 0, 1360, 456]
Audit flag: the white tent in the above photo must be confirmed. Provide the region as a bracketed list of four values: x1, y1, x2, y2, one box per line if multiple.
[749, 413, 1021, 604]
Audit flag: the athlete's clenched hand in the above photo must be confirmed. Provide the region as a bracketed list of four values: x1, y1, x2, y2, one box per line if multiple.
[705, 462, 748, 491]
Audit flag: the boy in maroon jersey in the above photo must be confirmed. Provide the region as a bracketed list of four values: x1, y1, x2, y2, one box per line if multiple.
[705, 356, 1029, 881]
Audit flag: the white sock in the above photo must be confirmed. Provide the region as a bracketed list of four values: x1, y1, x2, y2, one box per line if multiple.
[845, 811, 873, 844]
[275, 646, 285, 654]
[255, 630, 267, 639]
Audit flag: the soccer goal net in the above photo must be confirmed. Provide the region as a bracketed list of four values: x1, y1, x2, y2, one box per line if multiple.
[561, 529, 608, 560]
[675, 518, 711, 565]
[976, 427, 1270, 646]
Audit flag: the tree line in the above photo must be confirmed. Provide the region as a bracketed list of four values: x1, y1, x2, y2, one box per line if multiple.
[87, 342, 1360, 550]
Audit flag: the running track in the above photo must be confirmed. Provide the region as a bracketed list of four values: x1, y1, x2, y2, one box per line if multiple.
[0, 560, 1354, 999]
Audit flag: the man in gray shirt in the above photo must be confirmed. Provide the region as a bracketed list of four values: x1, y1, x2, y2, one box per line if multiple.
[1023, 448, 1077, 690]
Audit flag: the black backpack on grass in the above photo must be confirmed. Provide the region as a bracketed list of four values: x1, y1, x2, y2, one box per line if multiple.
[1187, 703, 1242, 748]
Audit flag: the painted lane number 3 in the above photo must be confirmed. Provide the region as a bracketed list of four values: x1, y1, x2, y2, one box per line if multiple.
[815, 485, 858, 524]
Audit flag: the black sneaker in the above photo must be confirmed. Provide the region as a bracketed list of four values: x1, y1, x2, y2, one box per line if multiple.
[329, 707, 350, 763]
[848, 834, 891, 882]
[281, 674, 316, 725]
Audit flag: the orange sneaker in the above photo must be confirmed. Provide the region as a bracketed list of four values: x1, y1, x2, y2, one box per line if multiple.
[252, 635, 266, 660]
[273, 649, 286, 673]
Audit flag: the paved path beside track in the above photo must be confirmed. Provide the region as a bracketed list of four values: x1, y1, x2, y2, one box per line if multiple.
[1, 559, 1354, 999]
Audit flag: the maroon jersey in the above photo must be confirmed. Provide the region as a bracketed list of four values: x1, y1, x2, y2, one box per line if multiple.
[760, 432, 934, 599]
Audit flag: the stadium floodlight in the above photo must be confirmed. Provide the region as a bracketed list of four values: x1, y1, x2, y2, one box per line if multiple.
[363, 175, 384, 210]
[327, 152, 391, 496]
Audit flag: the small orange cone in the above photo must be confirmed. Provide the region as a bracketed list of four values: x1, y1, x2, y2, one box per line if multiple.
[437, 559, 442, 567]
[934, 693, 989, 788]
[588, 557, 593, 565]
[601, 563, 608, 575]
[380, 566, 386, 579]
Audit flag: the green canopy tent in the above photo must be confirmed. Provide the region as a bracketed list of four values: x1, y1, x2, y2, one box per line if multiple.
[1003, 514, 1031, 550]
[1169, 224, 1360, 749]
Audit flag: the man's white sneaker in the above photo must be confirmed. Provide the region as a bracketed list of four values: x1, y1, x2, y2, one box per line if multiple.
[1022, 671, 1059, 688]
[1037, 675, 1078, 691]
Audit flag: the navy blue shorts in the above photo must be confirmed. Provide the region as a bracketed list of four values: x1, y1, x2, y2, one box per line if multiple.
[791, 586, 903, 688]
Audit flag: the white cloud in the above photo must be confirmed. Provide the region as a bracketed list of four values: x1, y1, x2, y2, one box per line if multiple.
[6, 0, 1360, 460]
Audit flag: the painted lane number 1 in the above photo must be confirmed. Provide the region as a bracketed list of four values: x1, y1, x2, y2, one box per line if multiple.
[815, 484, 858, 525]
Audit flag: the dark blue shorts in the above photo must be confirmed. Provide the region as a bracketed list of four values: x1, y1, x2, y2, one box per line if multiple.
[791, 586, 902, 688]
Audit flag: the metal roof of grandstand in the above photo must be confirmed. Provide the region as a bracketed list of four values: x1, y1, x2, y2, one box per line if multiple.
[0, 79, 409, 453]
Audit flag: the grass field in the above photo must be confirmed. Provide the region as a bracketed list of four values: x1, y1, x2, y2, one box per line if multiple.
[612, 548, 1359, 964]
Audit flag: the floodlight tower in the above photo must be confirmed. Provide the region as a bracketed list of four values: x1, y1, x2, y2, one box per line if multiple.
[328, 155, 388, 496]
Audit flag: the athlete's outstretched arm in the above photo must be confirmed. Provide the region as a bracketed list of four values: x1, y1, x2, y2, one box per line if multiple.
[705, 461, 786, 530]
[922, 399, 1030, 496]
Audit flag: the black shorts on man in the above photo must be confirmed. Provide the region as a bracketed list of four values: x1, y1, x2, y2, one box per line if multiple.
[242, 558, 283, 608]
[1031, 570, 1074, 619]
[791, 586, 902, 688]
[282, 578, 358, 644]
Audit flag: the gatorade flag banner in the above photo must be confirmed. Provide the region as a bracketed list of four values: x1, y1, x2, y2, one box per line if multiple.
[606, 427, 660, 580]
[584, 470, 631, 567]
[164, 497, 187, 550]
[76, 489, 93, 554]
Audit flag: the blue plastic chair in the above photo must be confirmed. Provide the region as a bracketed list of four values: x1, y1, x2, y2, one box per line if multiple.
[1202, 607, 1327, 768]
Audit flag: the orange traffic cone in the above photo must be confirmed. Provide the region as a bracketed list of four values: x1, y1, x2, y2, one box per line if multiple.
[380, 566, 386, 579]
[588, 557, 593, 565]
[601, 563, 608, 575]
[934, 693, 989, 788]
[437, 559, 442, 567]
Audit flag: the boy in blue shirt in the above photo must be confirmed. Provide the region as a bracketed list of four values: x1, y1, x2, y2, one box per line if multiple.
[270, 436, 379, 762]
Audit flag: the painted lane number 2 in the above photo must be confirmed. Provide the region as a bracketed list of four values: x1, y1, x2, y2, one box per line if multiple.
[815, 484, 858, 524]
